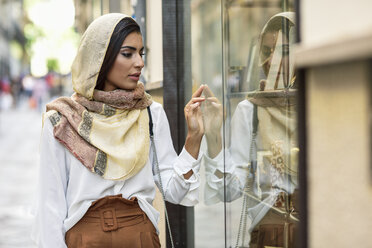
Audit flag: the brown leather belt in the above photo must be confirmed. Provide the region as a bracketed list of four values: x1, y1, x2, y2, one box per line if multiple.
[81, 196, 147, 232]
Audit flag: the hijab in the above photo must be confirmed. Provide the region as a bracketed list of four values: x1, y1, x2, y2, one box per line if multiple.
[45, 13, 152, 180]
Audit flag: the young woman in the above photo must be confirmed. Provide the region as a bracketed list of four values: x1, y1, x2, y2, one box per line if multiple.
[31, 13, 205, 247]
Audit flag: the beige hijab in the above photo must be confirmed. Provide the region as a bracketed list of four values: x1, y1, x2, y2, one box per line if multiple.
[72, 13, 128, 100]
[45, 13, 152, 180]
[249, 12, 298, 179]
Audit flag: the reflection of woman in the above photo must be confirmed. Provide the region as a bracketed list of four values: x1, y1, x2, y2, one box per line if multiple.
[203, 12, 299, 248]
[258, 12, 296, 90]
[31, 13, 205, 247]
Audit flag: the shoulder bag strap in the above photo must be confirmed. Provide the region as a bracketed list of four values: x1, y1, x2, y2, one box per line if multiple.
[147, 106, 175, 248]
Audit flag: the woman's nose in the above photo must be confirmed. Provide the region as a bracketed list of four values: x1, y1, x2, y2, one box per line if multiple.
[135, 54, 144, 68]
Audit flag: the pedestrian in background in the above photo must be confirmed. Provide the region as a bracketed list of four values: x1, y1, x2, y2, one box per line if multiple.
[31, 13, 205, 247]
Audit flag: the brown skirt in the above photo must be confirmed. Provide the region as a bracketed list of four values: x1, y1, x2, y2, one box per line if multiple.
[65, 194, 161, 248]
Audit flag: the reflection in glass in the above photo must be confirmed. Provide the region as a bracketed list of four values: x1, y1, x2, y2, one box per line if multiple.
[203, 11, 299, 248]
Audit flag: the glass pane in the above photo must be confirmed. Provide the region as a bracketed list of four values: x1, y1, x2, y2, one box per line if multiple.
[223, 1, 299, 247]
[191, 0, 298, 247]
[190, 0, 225, 247]
[194, 1, 299, 248]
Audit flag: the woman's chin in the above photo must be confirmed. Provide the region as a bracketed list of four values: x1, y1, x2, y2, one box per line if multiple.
[118, 81, 138, 90]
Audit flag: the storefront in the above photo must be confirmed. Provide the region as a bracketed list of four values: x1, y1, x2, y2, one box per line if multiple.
[188, 1, 300, 247]
[73, 0, 372, 247]
[186, 0, 372, 247]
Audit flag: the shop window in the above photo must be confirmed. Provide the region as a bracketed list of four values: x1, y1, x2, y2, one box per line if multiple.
[192, 0, 299, 247]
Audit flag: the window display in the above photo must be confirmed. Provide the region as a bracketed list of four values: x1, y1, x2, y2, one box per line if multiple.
[191, 1, 298, 247]
[233, 12, 299, 248]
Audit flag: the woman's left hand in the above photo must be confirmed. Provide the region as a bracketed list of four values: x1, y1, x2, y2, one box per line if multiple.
[184, 85, 206, 163]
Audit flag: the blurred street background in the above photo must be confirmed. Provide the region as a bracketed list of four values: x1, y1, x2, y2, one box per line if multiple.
[0, 0, 143, 247]
[0, 104, 40, 248]
[0, 0, 77, 247]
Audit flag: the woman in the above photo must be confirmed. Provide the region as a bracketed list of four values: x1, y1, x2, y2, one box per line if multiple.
[31, 13, 205, 247]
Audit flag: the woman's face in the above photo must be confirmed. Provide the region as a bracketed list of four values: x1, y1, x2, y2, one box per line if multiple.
[104, 32, 144, 91]
[260, 31, 278, 76]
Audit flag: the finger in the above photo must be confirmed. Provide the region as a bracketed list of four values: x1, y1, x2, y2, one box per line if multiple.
[203, 85, 215, 97]
[206, 96, 219, 103]
[186, 97, 205, 108]
[185, 101, 201, 113]
[185, 103, 201, 116]
[191, 85, 205, 98]
[190, 102, 201, 110]
[185, 102, 199, 114]
[211, 102, 222, 108]
[190, 97, 205, 103]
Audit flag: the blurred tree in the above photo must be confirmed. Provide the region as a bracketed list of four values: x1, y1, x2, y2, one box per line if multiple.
[23, 0, 79, 76]
[47, 58, 59, 72]
[24, 23, 44, 58]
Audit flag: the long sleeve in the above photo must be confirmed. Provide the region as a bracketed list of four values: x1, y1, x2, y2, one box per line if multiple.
[150, 103, 201, 206]
[31, 119, 69, 248]
[203, 100, 254, 204]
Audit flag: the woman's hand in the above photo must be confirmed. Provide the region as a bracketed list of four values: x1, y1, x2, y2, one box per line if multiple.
[184, 85, 206, 165]
[202, 86, 223, 137]
[185, 85, 205, 138]
[201, 86, 223, 158]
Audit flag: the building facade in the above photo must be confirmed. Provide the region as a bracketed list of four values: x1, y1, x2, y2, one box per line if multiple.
[3, 0, 368, 247]
[0, 0, 26, 89]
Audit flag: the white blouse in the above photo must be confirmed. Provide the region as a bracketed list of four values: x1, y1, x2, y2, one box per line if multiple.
[31, 101, 201, 248]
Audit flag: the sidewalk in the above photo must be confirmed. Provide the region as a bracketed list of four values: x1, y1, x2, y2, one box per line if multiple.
[0, 106, 41, 248]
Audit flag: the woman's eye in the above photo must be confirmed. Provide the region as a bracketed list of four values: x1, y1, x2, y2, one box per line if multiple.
[121, 53, 132, 58]
[140, 52, 145, 57]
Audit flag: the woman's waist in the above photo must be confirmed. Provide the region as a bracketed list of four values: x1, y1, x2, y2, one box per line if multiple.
[64, 193, 158, 229]
[77, 195, 148, 230]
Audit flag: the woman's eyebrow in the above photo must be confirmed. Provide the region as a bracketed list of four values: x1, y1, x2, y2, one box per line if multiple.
[120, 46, 145, 51]
[121, 46, 136, 50]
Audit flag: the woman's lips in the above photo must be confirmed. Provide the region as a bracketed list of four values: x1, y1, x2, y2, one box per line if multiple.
[129, 73, 140, 81]
[129, 76, 140, 81]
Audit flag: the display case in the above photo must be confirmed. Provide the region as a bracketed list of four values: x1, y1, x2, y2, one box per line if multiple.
[190, 0, 299, 247]
[223, 1, 299, 247]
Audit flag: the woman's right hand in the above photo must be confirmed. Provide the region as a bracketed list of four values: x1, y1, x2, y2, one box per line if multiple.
[184, 85, 206, 161]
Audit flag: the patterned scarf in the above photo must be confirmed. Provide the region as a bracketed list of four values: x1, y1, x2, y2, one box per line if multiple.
[45, 82, 152, 180]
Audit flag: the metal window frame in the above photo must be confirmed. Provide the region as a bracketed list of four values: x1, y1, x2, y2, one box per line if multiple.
[162, 0, 194, 247]
[295, 0, 308, 247]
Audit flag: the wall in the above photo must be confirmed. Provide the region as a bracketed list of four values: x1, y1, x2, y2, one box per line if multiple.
[145, 0, 163, 86]
[306, 62, 372, 248]
[297, 1, 372, 247]
[301, 0, 372, 48]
